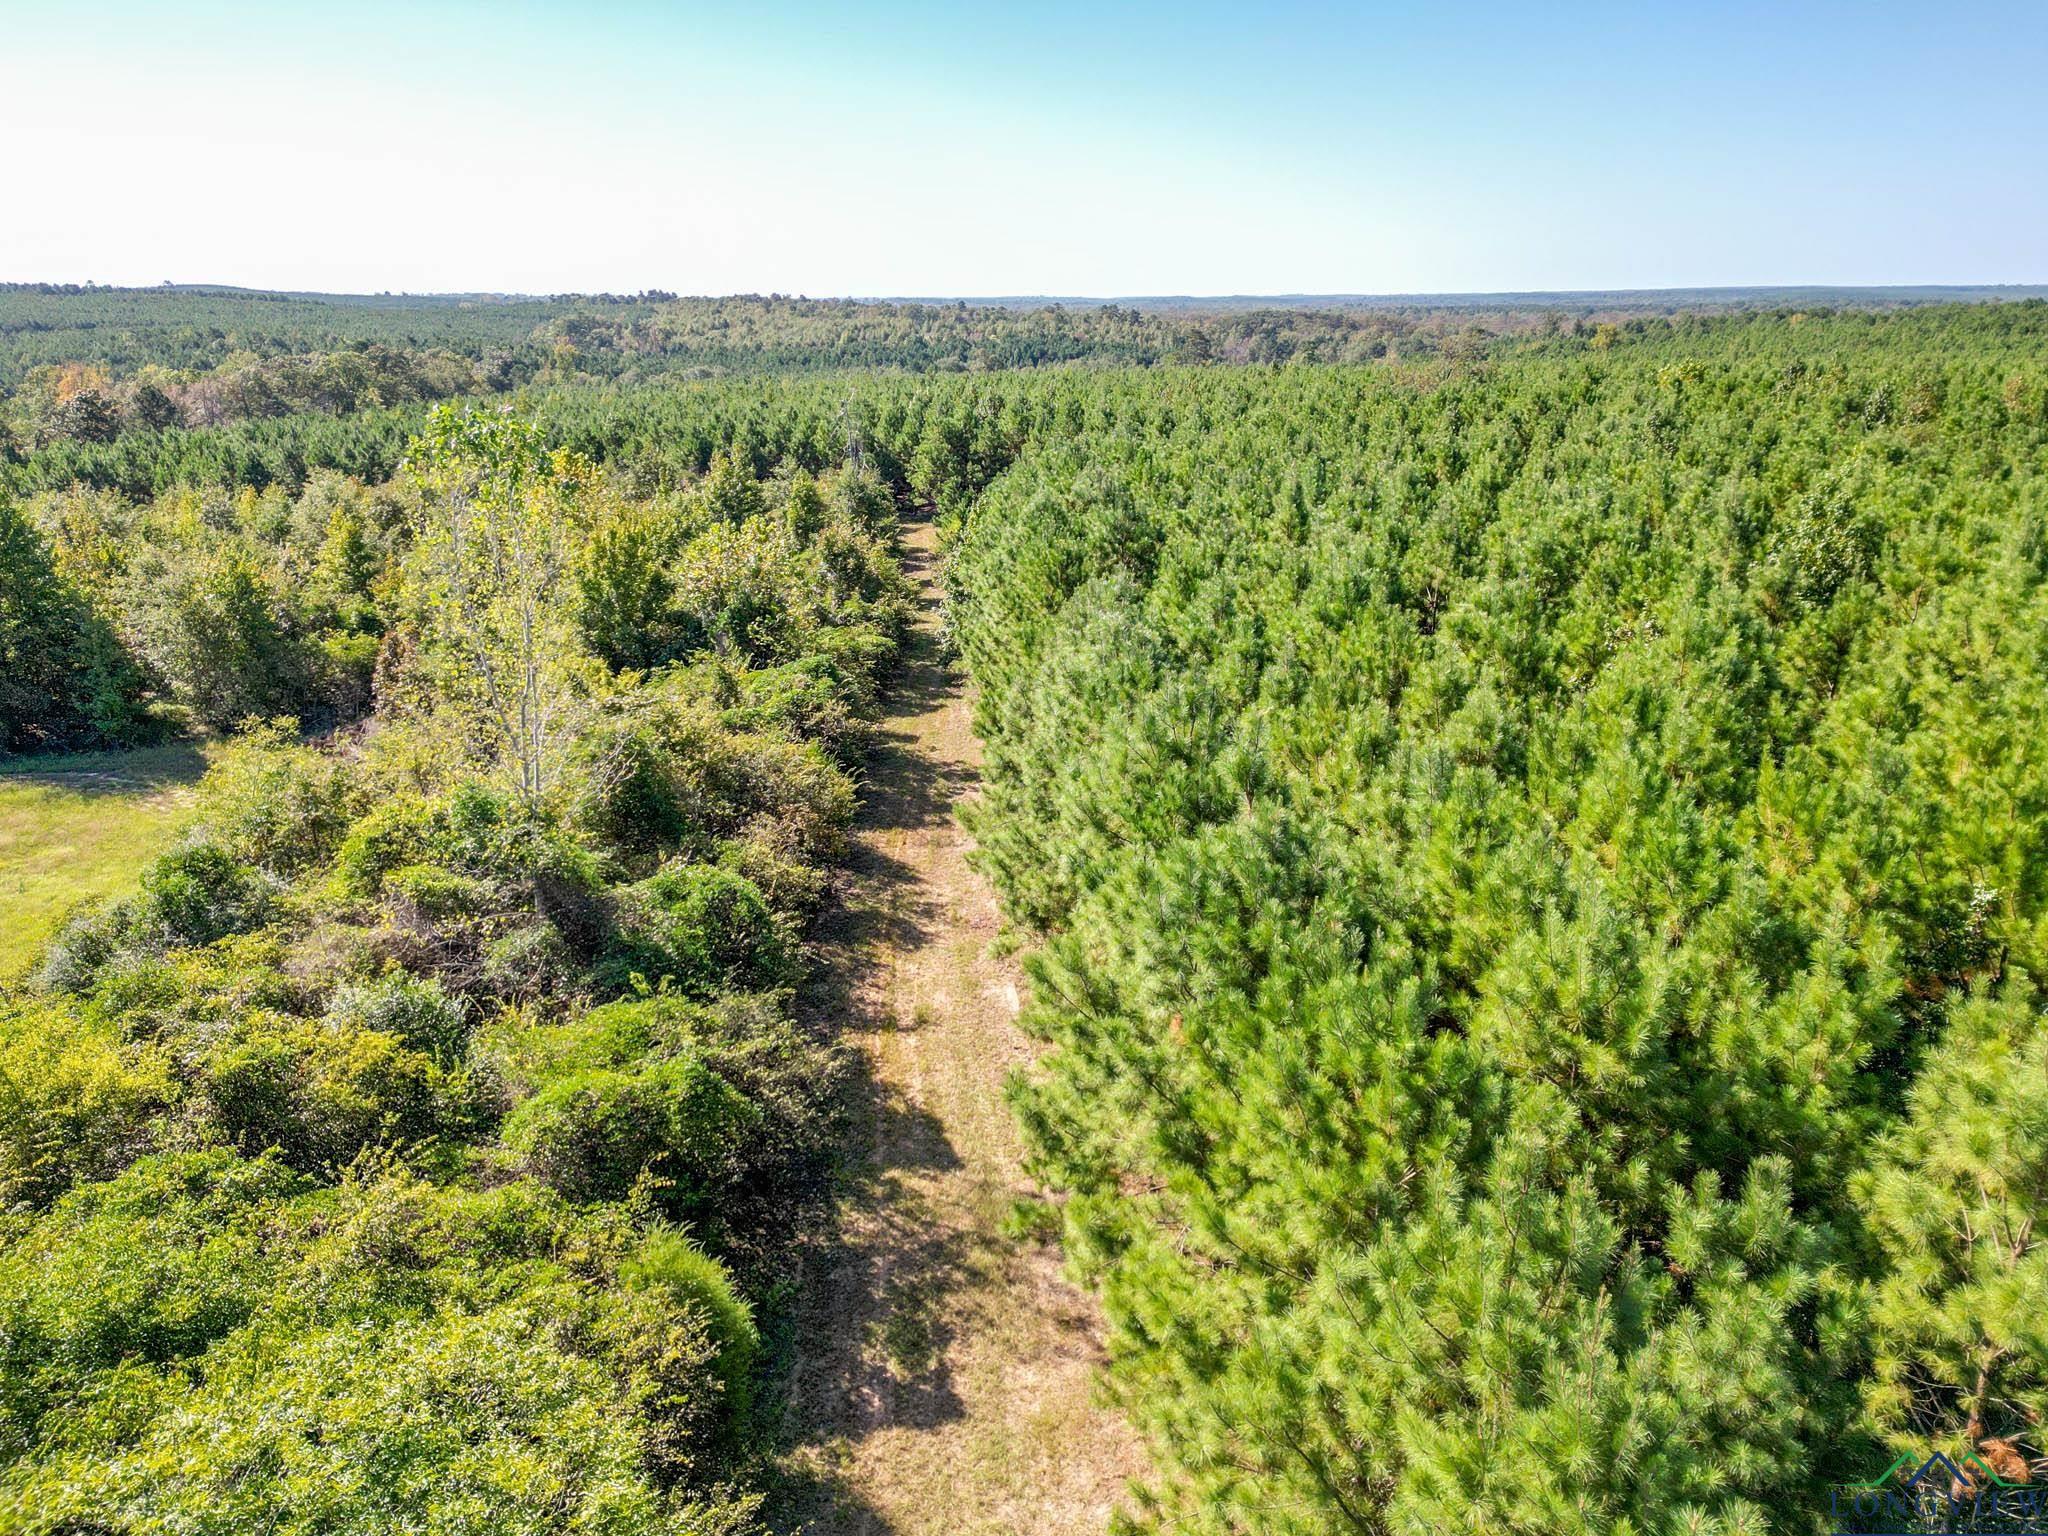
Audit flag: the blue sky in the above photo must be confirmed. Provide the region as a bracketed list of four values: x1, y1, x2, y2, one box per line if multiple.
[1, 1, 2042, 295]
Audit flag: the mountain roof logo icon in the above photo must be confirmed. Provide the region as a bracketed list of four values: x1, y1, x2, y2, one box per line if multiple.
[1849, 1449, 2022, 1492]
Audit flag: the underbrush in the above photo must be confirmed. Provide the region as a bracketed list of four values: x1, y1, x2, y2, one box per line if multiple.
[0, 408, 913, 1531]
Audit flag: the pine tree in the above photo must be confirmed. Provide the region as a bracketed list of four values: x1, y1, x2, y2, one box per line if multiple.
[703, 450, 765, 525]
[1857, 982, 2048, 1470]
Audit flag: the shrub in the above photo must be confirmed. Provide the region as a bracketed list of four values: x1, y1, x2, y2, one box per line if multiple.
[502, 1053, 760, 1218]
[725, 661, 863, 762]
[333, 785, 604, 926]
[717, 825, 830, 914]
[0, 1149, 304, 1448]
[672, 518, 803, 661]
[613, 864, 790, 996]
[315, 629, 379, 721]
[621, 1226, 759, 1430]
[3, 1305, 755, 1536]
[195, 720, 354, 875]
[36, 903, 130, 993]
[479, 921, 579, 1002]
[570, 696, 734, 872]
[379, 861, 491, 922]
[725, 734, 854, 863]
[322, 973, 468, 1062]
[478, 992, 675, 1088]
[330, 793, 440, 898]
[78, 933, 308, 1043]
[574, 722, 701, 868]
[204, 1015, 447, 1172]
[489, 989, 842, 1248]
[137, 842, 274, 948]
[329, 784, 524, 895]
[0, 1001, 174, 1208]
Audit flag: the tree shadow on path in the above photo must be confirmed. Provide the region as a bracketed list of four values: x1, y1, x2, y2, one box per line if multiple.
[767, 511, 999, 1534]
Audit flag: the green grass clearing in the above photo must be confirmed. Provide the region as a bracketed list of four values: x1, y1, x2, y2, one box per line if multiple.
[0, 741, 212, 982]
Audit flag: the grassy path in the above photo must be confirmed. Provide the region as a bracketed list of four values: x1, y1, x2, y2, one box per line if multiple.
[770, 514, 1139, 1534]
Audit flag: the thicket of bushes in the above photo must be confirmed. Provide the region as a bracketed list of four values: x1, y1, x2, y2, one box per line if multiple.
[0, 402, 911, 1530]
[943, 309, 2048, 1534]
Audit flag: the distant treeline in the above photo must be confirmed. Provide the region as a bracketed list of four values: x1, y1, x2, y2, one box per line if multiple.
[0, 287, 1553, 451]
[19, 285, 2027, 463]
[0, 291, 1426, 489]
[8, 297, 2045, 505]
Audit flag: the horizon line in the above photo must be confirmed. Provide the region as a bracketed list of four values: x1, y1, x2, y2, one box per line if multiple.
[7, 280, 2048, 309]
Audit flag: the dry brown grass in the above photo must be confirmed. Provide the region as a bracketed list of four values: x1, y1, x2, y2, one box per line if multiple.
[770, 515, 1140, 1535]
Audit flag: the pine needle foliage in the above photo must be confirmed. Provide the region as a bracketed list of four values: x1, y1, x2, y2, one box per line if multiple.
[941, 305, 2048, 1534]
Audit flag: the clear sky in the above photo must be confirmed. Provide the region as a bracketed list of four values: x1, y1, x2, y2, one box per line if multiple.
[2, 0, 2042, 296]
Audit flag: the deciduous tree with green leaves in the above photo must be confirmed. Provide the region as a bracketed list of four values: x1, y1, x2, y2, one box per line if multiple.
[405, 405, 604, 806]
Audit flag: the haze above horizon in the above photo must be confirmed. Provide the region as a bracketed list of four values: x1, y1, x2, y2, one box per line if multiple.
[3, 0, 2043, 295]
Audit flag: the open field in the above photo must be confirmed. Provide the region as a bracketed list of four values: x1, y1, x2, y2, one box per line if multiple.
[0, 742, 209, 981]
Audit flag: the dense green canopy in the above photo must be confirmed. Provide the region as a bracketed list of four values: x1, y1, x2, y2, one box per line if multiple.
[941, 306, 2048, 1533]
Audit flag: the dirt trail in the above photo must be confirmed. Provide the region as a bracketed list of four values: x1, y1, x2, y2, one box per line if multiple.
[771, 514, 1139, 1535]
